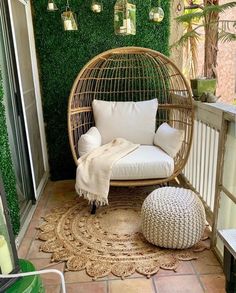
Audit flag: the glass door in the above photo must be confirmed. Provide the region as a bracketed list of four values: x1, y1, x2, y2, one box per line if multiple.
[0, 0, 34, 221]
[8, 0, 49, 199]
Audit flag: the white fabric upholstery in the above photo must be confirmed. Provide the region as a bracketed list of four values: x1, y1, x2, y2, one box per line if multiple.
[92, 99, 158, 145]
[154, 123, 184, 158]
[76, 138, 139, 205]
[78, 127, 102, 157]
[111, 145, 174, 180]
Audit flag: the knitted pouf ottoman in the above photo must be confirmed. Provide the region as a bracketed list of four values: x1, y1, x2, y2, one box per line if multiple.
[141, 187, 206, 249]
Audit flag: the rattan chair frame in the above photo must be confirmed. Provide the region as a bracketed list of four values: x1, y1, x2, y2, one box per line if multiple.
[68, 47, 194, 186]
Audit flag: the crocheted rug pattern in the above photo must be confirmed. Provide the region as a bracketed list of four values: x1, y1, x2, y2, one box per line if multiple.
[37, 187, 209, 280]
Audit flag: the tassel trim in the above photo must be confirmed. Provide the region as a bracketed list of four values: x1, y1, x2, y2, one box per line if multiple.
[75, 184, 108, 206]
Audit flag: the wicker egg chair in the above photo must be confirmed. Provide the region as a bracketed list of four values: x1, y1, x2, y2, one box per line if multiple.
[68, 47, 194, 186]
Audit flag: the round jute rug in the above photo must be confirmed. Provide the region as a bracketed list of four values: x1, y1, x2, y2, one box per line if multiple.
[37, 187, 209, 280]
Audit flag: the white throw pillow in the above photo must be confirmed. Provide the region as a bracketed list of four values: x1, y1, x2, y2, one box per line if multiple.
[154, 123, 184, 158]
[92, 99, 158, 145]
[78, 127, 102, 157]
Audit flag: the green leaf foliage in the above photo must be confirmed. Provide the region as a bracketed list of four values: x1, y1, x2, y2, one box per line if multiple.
[203, 1, 236, 14]
[176, 11, 204, 24]
[171, 29, 201, 48]
[176, 1, 236, 24]
[0, 69, 20, 235]
[173, 2, 236, 55]
[32, 0, 171, 180]
[219, 29, 236, 42]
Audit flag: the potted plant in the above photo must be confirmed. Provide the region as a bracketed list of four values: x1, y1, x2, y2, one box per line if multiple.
[172, 0, 236, 100]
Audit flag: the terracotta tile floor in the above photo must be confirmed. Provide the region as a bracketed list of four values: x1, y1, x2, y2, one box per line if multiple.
[18, 180, 226, 293]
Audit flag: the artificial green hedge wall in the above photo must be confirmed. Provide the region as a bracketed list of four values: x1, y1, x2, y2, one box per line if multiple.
[32, 0, 171, 180]
[0, 70, 20, 235]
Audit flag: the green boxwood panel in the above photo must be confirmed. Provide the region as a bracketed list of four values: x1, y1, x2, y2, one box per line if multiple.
[32, 0, 171, 180]
[0, 70, 20, 235]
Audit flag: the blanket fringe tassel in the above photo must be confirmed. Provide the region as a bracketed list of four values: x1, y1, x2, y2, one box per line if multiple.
[75, 185, 108, 207]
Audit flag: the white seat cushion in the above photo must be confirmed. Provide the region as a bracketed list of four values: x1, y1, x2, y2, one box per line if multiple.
[111, 145, 174, 180]
[92, 99, 158, 145]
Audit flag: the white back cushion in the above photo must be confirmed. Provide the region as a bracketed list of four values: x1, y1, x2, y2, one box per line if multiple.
[78, 127, 102, 157]
[154, 123, 184, 158]
[92, 99, 158, 145]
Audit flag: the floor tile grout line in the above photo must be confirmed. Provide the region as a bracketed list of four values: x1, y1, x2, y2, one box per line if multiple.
[190, 260, 206, 292]
[198, 271, 224, 276]
[152, 275, 158, 293]
[25, 236, 36, 260]
[30, 183, 52, 226]
[65, 278, 109, 285]
[153, 271, 223, 278]
[43, 183, 56, 216]
[19, 185, 52, 258]
[149, 272, 197, 279]
[108, 275, 146, 281]
[38, 182, 54, 208]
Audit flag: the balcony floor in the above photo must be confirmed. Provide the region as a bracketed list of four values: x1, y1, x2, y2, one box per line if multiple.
[18, 180, 226, 293]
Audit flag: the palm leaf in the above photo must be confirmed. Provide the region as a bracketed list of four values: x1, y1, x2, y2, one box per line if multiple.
[170, 30, 201, 48]
[175, 12, 204, 24]
[219, 31, 236, 42]
[176, 2, 236, 24]
[203, 1, 236, 15]
[218, 20, 236, 42]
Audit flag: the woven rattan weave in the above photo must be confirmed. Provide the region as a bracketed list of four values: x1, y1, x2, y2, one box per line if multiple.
[68, 47, 194, 186]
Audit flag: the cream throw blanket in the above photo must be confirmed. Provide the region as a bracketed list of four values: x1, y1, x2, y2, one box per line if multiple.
[75, 138, 139, 206]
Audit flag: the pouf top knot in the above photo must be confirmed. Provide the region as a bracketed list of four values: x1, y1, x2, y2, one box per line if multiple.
[141, 187, 206, 249]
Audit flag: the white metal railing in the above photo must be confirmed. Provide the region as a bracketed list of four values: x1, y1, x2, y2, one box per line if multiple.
[184, 120, 219, 212]
[181, 101, 236, 258]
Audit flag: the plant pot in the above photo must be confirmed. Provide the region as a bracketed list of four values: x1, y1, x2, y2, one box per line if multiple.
[190, 78, 216, 100]
[5, 259, 45, 293]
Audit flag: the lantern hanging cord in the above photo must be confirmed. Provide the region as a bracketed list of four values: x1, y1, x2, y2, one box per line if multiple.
[66, 0, 70, 11]
[0, 269, 66, 293]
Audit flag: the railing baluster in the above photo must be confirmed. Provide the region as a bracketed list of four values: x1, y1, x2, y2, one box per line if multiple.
[196, 120, 202, 192]
[203, 125, 210, 204]
[200, 122, 206, 197]
[207, 128, 215, 208]
[192, 122, 198, 189]
[183, 117, 220, 215]
[211, 130, 219, 211]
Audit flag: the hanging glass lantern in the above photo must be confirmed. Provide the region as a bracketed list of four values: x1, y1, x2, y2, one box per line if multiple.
[61, 0, 78, 31]
[47, 0, 58, 12]
[114, 0, 136, 36]
[0, 174, 20, 291]
[149, 0, 164, 23]
[91, 0, 103, 13]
